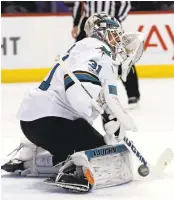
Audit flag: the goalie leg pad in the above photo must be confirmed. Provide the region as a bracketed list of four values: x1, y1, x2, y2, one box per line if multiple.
[45, 144, 133, 193]
[85, 144, 133, 189]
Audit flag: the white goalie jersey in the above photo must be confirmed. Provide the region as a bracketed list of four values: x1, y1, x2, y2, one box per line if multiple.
[17, 33, 144, 124]
[17, 37, 117, 123]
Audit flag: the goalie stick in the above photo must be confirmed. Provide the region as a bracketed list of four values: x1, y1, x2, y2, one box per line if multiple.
[56, 54, 174, 177]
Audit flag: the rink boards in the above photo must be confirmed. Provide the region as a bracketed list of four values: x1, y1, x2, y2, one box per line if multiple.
[1, 11, 174, 83]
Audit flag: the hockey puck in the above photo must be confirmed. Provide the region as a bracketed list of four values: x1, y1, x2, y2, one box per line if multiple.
[138, 165, 149, 177]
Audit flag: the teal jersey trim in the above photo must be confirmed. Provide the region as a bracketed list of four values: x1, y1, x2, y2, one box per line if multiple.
[108, 85, 117, 95]
[64, 71, 101, 91]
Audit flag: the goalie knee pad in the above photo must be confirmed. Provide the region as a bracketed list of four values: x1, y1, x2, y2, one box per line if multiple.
[1, 137, 59, 177]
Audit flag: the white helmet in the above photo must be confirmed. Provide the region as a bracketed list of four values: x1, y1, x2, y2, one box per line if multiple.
[84, 12, 123, 50]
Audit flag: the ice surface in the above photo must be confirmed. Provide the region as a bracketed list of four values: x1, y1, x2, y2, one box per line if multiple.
[1, 79, 174, 200]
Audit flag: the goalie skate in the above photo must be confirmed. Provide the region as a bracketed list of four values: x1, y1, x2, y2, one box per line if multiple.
[44, 173, 92, 193]
[127, 97, 140, 110]
[1, 159, 24, 174]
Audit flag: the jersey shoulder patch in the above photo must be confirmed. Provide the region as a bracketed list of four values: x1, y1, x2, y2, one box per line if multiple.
[96, 46, 111, 57]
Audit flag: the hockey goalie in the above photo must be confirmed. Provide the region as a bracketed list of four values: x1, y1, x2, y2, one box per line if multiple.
[1, 12, 145, 193]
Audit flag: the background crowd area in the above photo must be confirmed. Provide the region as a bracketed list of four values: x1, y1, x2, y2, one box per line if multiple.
[1, 1, 174, 13]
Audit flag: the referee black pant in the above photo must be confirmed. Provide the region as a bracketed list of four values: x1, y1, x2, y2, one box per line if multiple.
[76, 17, 140, 100]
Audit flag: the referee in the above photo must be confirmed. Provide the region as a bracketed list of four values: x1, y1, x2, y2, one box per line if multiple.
[72, 1, 140, 106]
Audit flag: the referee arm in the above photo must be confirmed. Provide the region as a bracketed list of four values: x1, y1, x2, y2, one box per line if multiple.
[72, 1, 83, 39]
[116, 1, 131, 22]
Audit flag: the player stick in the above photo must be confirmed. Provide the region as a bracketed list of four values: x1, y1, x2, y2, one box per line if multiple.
[56, 55, 174, 177]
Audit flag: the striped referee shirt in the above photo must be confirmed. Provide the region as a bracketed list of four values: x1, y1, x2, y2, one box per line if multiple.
[73, 1, 131, 26]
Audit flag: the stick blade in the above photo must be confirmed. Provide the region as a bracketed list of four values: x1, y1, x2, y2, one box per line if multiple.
[153, 148, 174, 175]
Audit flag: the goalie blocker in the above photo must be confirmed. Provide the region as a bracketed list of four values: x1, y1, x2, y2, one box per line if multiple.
[44, 144, 133, 193]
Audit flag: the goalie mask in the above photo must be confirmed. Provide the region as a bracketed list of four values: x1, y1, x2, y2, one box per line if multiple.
[84, 12, 123, 53]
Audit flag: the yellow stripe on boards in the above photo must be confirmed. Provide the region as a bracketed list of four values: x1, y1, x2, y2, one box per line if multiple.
[1, 68, 51, 83]
[136, 65, 174, 78]
[1, 65, 174, 83]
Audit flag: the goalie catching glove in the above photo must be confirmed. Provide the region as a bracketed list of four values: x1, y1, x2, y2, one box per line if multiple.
[117, 32, 145, 82]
